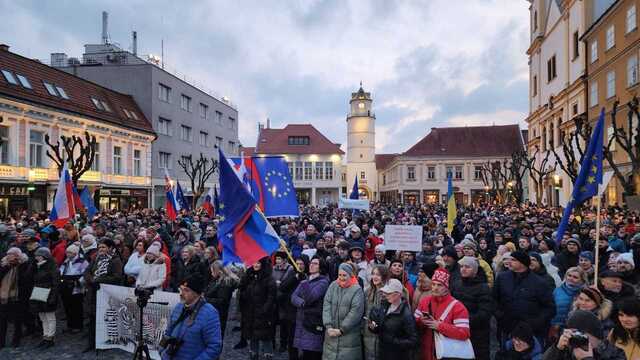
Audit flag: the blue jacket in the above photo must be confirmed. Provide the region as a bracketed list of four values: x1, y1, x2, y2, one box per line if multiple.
[505, 337, 543, 360]
[551, 283, 581, 326]
[162, 299, 222, 360]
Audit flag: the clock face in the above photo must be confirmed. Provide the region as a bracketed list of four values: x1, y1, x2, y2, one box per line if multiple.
[358, 102, 365, 109]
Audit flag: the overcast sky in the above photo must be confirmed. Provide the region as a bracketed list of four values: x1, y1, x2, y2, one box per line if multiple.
[0, 0, 530, 154]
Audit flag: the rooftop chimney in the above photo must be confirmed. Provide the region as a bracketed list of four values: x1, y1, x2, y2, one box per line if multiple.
[266, 117, 271, 129]
[132, 31, 137, 56]
[0, 44, 8, 51]
[102, 11, 109, 44]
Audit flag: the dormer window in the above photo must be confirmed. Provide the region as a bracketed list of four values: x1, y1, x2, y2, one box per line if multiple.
[288, 136, 310, 145]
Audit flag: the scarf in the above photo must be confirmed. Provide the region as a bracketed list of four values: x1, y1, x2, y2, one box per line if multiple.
[94, 253, 112, 278]
[0, 266, 18, 304]
[337, 275, 357, 288]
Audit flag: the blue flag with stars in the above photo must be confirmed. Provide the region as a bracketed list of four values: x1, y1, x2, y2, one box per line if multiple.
[555, 108, 605, 243]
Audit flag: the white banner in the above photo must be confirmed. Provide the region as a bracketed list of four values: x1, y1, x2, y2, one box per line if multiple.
[339, 198, 370, 210]
[96, 284, 181, 359]
[384, 225, 423, 251]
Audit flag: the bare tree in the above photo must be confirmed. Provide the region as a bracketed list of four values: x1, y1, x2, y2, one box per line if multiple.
[510, 150, 533, 204]
[550, 114, 592, 184]
[45, 131, 96, 187]
[177, 153, 219, 209]
[526, 146, 557, 205]
[604, 99, 640, 197]
[480, 158, 512, 204]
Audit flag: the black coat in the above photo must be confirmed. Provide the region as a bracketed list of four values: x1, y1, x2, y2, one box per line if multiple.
[29, 259, 59, 313]
[554, 250, 579, 279]
[171, 256, 208, 289]
[239, 262, 277, 341]
[493, 270, 556, 338]
[278, 269, 304, 321]
[204, 277, 237, 321]
[452, 276, 494, 360]
[372, 300, 417, 360]
[0, 260, 32, 308]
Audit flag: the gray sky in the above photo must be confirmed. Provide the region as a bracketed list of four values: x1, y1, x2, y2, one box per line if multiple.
[0, 0, 530, 154]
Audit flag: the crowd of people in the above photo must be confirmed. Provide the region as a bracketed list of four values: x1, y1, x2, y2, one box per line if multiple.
[0, 201, 638, 360]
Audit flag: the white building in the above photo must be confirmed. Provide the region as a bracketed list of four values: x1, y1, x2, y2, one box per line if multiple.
[346, 85, 378, 200]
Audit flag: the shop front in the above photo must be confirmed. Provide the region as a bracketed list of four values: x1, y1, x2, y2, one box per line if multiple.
[0, 183, 47, 217]
[99, 188, 149, 211]
[423, 190, 440, 204]
[296, 188, 311, 205]
[470, 189, 489, 204]
[403, 190, 420, 205]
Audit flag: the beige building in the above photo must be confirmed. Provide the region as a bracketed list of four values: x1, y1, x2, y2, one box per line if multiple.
[346, 85, 378, 200]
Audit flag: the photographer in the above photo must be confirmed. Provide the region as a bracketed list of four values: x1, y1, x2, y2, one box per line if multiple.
[542, 310, 625, 360]
[161, 273, 222, 360]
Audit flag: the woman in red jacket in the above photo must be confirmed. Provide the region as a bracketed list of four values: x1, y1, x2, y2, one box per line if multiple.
[414, 268, 471, 360]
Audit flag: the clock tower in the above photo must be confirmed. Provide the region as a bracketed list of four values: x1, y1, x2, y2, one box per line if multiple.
[346, 84, 377, 200]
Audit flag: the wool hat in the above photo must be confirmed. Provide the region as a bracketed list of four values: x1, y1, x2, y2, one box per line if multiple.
[566, 310, 603, 339]
[146, 242, 161, 256]
[22, 228, 37, 239]
[66, 244, 80, 255]
[349, 246, 364, 256]
[380, 278, 404, 294]
[442, 245, 459, 260]
[579, 251, 594, 263]
[510, 250, 531, 267]
[6, 247, 22, 256]
[458, 256, 479, 274]
[617, 252, 635, 268]
[35, 247, 51, 259]
[431, 268, 450, 288]
[580, 286, 604, 308]
[511, 322, 535, 348]
[600, 270, 624, 279]
[338, 262, 355, 277]
[464, 233, 475, 241]
[529, 252, 543, 266]
[566, 238, 582, 249]
[302, 248, 317, 259]
[421, 262, 439, 278]
[460, 239, 477, 252]
[181, 274, 205, 294]
[374, 244, 386, 253]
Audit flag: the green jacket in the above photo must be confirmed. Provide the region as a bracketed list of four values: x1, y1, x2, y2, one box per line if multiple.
[322, 281, 365, 360]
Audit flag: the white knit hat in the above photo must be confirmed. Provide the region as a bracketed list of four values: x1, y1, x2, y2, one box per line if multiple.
[617, 252, 635, 268]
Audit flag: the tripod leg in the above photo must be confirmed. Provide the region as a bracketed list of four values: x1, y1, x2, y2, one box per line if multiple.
[143, 344, 151, 360]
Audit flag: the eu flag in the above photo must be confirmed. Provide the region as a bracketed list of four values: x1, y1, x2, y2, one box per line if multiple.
[349, 176, 359, 199]
[175, 181, 190, 211]
[230, 156, 299, 217]
[79, 186, 98, 219]
[555, 108, 605, 243]
[447, 173, 456, 235]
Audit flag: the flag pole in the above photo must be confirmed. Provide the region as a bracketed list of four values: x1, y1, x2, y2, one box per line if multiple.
[593, 196, 601, 285]
[279, 239, 301, 273]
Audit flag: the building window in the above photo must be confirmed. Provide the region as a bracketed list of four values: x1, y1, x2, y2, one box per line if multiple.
[16, 74, 31, 89]
[180, 125, 192, 142]
[572, 103, 579, 115]
[474, 165, 483, 180]
[628, 55, 638, 87]
[91, 142, 100, 171]
[56, 86, 70, 100]
[315, 162, 324, 180]
[533, 10, 538, 31]
[295, 161, 303, 180]
[360, 171, 366, 180]
[383, 174, 386, 185]
[199, 103, 208, 119]
[215, 136, 223, 149]
[181, 94, 192, 112]
[627, 5, 637, 33]
[427, 166, 435, 180]
[1, 70, 17, 85]
[0, 126, 8, 164]
[159, 152, 171, 169]
[573, 31, 579, 59]
[228, 141, 235, 153]
[533, 75, 537, 96]
[288, 136, 310, 145]
[325, 161, 333, 180]
[199, 131, 208, 146]
[133, 149, 141, 176]
[606, 25, 615, 50]
[455, 166, 463, 180]
[228, 117, 235, 129]
[29, 130, 44, 168]
[607, 71, 616, 98]
[113, 146, 122, 175]
[591, 41, 598, 63]
[287, 162, 294, 178]
[304, 162, 312, 180]
[215, 111, 223, 124]
[590, 82, 598, 107]
[407, 166, 415, 181]
[158, 117, 171, 136]
[446, 166, 453, 179]
[43, 81, 57, 96]
[608, 126, 616, 151]
[159, 83, 171, 102]
[547, 55, 557, 82]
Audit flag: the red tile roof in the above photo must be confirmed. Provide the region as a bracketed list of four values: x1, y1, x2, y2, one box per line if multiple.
[241, 147, 256, 156]
[375, 153, 398, 170]
[0, 46, 154, 135]
[403, 124, 523, 157]
[255, 124, 344, 155]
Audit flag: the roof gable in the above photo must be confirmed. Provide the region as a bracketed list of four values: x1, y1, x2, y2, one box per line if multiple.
[255, 124, 344, 155]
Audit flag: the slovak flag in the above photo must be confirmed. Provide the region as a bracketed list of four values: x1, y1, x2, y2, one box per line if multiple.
[218, 149, 281, 266]
[49, 161, 76, 228]
[164, 171, 179, 221]
[202, 186, 216, 217]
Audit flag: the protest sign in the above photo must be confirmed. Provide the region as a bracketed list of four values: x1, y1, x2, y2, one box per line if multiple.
[338, 198, 370, 210]
[384, 225, 423, 251]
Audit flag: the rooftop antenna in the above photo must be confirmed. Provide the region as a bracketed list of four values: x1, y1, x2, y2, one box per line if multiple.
[160, 16, 165, 69]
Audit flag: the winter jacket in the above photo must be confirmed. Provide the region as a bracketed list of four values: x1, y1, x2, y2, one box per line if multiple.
[291, 274, 330, 352]
[415, 294, 471, 360]
[553, 250, 579, 279]
[0, 254, 32, 307]
[610, 334, 640, 360]
[550, 283, 581, 326]
[532, 267, 557, 293]
[136, 257, 167, 289]
[452, 275, 494, 360]
[477, 256, 495, 288]
[363, 285, 385, 360]
[29, 258, 59, 313]
[493, 270, 556, 339]
[204, 276, 237, 320]
[278, 268, 303, 322]
[59, 254, 89, 295]
[170, 256, 208, 289]
[161, 299, 222, 360]
[541, 339, 626, 360]
[499, 337, 543, 360]
[322, 280, 365, 360]
[370, 300, 417, 360]
[239, 260, 277, 341]
[416, 250, 436, 265]
[85, 253, 124, 287]
[50, 239, 67, 267]
[124, 251, 145, 277]
[598, 281, 636, 304]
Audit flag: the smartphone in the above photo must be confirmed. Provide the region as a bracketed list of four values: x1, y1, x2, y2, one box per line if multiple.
[422, 311, 434, 319]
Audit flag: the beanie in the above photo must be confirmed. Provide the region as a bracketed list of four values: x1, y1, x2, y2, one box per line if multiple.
[35, 247, 51, 259]
[566, 310, 603, 339]
[146, 242, 161, 256]
[431, 268, 450, 289]
[511, 322, 535, 348]
[420, 262, 439, 278]
[460, 239, 478, 252]
[579, 251, 594, 264]
[617, 252, 635, 268]
[6, 247, 22, 256]
[338, 262, 355, 277]
[566, 238, 582, 250]
[374, 244, 386, 253]
[458, 256, 479, 275]
[181, 274, 205, 294]
[442, 245, 459, 260]
[510, 250, 531, 267]
[66, 244, 80, 255]
[580, 286, 604, 308]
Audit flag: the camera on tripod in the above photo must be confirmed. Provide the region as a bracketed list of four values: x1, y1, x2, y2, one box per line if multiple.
[134, 286, 154, 307]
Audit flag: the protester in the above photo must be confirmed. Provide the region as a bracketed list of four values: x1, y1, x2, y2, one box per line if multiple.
[124, 239, 146, 283]
[529, 252, 557, 291]
[363, 264, 389, 360]
[571, 286, 614, 338]
[497, 322, 543, 360]
[204, 259, 239, 340]
[58, 244, 88, 334]
[411, 262, 436, 311]
[0, 247, 31, 348]
[279, 255, 308, 359]
[135, 242, 167, 289]
[29, 247, 59, 349]
[549, 267, 587, 342]
[608, 298, 640, 359]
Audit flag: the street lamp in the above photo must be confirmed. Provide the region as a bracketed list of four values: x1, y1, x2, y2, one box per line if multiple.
[553, 174, 562, 189]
